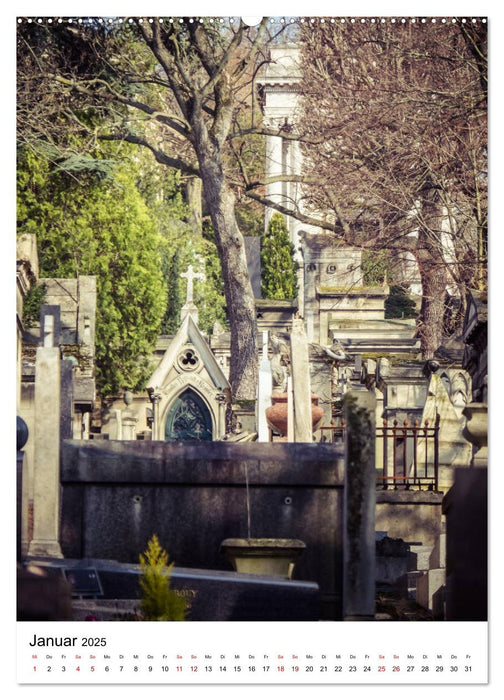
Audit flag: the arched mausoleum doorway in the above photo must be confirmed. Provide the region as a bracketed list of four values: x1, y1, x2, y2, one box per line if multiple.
[164, 388, 213, 442]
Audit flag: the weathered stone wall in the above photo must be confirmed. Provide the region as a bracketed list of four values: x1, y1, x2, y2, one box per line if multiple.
[376, 491, 444, 545]
[60, 440, 344, 619]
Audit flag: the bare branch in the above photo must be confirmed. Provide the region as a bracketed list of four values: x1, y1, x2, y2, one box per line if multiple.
[229, 125, 324, 144]
[99, 132, 200, 177]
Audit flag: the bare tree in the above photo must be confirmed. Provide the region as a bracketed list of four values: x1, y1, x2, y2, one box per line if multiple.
[17, 17, 288, 405]
[18, 17, 487, 379]
[297, 18, 487, 357]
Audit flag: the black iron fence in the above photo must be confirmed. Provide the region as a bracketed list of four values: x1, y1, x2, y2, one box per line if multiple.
[319, 415, 440, 491]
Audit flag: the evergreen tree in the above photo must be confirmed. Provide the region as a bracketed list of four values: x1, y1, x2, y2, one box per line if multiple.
[161, 247, 183, 335]
[385, 286, 417, 320]
[260, 213, 298, 300]
[17, 147, 167, 397]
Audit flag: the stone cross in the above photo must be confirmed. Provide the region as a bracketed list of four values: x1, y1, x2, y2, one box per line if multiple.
[181, 265, 205, 304]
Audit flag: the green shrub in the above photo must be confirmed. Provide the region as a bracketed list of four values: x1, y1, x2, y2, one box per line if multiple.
[138, 535, 188, 621]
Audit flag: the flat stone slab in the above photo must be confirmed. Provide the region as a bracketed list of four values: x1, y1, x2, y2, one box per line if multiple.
[24, 557, 320, 622]
[221, 538, 306, 552]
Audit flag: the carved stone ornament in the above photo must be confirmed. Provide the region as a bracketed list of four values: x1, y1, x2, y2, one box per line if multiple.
[177, 347, 200, 372]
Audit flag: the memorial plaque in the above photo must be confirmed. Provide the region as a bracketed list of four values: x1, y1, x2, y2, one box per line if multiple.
[63, 568, 103, 597]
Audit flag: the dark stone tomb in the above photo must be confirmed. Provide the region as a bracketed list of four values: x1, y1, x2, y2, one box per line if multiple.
[24, 557, 320, 622]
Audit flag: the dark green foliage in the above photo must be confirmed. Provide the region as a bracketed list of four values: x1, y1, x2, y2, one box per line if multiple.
[159, 221, 227, 335]
[385, 285, 417, 319]
[53, 154, 117, 181]
[22, 282, 47, 329]
[17, 146, 167, 397]
[260, 213, 298, 300]
[161, 247, 183, 335]
[138, 535, 188, 621]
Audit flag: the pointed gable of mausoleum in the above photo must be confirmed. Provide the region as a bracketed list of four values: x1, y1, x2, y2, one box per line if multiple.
[146, 312, 230, 441]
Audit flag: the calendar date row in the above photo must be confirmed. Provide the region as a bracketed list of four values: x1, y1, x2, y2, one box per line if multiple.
[33, 663, 474, 674]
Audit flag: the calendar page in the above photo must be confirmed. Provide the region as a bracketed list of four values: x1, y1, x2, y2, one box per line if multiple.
[17, 621, 488, 683]
[13, 0, 492, 693]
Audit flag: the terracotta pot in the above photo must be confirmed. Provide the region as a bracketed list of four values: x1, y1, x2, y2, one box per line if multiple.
[265, 393, 289, 436]
[265, 393, 324, 438]
[311, 396, 324, 431]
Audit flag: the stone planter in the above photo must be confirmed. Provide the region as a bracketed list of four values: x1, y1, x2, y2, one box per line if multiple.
[265, 393, 324, 439]
[220, 538, 306, 579]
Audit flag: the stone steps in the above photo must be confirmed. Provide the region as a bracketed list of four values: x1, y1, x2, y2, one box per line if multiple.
[376, 533, 445, 617]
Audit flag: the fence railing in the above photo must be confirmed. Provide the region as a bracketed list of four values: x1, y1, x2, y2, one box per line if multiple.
[319, 414, 440, 491]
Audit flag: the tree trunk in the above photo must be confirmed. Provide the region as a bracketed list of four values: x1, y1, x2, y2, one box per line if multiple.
[417, 255, 447, 359]
[197, 152, 259, 403]
[415, 192, 448, 359]
[186, 176, 203, 236]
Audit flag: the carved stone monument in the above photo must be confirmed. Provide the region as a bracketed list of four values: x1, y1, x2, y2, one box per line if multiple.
[290, 318, 313, 442]
[27, 313, 63, 558]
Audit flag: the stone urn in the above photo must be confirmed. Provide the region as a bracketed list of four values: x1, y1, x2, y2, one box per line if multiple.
[462, 403, 487, 448]
[462, 402, 488, 467]
[265, 393, 324, 439]
[220, 538, 306, 579]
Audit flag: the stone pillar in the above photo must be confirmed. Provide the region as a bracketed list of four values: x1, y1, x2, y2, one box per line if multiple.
[257, 332, 273, 442]
[343, 390, 376, 619]
[375, 385, 385, 473]
[122, 415, 138, 441]
[28, 347, 63, 558]
[264, 131, 283, 230]
[114, 409, 123, 440]
[60, 360, 74, 440]
[290, 318, 312, 442]
[216, 392, 228, 441]
[150, 391, 161, 441]
[17, 417, 29, 562]
[287, 376, 294, 442]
